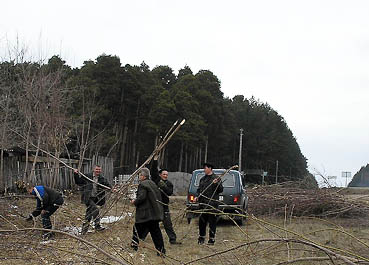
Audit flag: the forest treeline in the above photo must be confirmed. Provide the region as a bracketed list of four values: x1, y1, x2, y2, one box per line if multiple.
[0, 54, 309, 182]
[349, 164, 369, 187]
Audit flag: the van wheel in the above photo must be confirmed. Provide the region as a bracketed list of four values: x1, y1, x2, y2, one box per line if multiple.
[242, 201, 248, 221]
[216, 216, 221, 223]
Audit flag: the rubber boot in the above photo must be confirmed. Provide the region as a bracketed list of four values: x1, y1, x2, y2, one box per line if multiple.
[94, 220, 105, 232]
[81, 222, 89, 235]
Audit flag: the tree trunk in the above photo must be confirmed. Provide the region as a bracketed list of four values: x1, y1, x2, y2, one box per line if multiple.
[30, 124, 46, 184]
[51, 150, 61, 189]
[80, 114, 92, 170]
[189, 151, 195, 171]
[164, 147, 169, 169]
[126, 133, 132, 167]
[119, 118, 128, 168]
[199, 147, 202, 168]
[24, 122, 31, 181]
[0, 98, 10, 193]
[0, 149, 4, 193]
[178, 141, 184, 171]
[0, 121, 5, 193]
[204, 136, 208, 162]
[184, 144, 188, 173]
[132, 99, 140, 169]
[135, 151, 140, 168]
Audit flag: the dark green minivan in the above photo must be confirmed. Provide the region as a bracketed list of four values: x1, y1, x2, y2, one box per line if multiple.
[186, 169, 248, 225]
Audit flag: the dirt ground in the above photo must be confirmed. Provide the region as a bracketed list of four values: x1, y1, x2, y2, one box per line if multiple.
[1, 190, 369, 264]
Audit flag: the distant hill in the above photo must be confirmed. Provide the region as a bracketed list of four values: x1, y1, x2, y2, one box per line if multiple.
[348, 164, 369, 187]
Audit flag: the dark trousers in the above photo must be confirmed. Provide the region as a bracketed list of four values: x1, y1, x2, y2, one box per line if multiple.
[199, 212, 217, 239]
[42, 197, 63, 230]
[132, 220, 165, 253]
[163, 211, 177, 243]
[85, 197, 100, 224]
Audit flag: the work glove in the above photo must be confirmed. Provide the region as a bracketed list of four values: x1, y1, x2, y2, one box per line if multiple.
[158, 180, 166, 189]
[25, 215, 33, 221]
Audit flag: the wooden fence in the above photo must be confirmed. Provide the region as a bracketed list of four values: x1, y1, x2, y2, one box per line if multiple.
[1, 155, 114, 193]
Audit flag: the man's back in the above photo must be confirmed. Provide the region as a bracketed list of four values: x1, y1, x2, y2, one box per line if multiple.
[134, 179, 163, 223]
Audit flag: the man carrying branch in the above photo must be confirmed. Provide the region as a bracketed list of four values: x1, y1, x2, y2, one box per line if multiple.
[130, 167, 166, 256]
[195, 162, 223, 245]
[151, 155, 181, 244]
[73, 165, 112, 235]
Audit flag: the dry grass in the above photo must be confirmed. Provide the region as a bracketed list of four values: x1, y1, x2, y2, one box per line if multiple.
[1, 188, 369, 264]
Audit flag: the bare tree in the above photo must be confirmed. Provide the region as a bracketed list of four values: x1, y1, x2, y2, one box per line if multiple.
[18, 61, 72, 187]
[0, 71, 14, 193]
[0, 41, 74, 190]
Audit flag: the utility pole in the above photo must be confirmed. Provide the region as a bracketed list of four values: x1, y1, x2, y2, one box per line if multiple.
[342, 171, 351, 187]
[238, 128, 244, 172]
[275, 160, 279, 184]
[204, 136, 208, 162]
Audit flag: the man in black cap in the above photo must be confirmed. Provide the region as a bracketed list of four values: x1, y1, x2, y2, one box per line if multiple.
[195, 162, 223, 245]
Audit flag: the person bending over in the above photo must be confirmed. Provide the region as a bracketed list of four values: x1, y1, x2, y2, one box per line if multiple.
[26, 185, 64, 240]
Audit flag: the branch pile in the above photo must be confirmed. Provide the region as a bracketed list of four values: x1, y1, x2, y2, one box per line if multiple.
[248, 183, 369, 218]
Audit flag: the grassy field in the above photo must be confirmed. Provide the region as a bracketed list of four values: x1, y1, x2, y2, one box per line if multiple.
[1, 189, 369, 264]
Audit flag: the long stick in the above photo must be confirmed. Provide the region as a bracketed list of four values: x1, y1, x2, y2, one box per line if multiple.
[118, 119, 185, 189]
[101, 119, 186, 216]
[197, 165, 238, 200]
[159, 119, 178, 146]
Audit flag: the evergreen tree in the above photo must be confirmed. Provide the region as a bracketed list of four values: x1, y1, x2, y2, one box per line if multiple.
[0, 54, 310, 184]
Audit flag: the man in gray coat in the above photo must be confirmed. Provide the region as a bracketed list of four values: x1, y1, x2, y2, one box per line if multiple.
[130, 167, 166, 256]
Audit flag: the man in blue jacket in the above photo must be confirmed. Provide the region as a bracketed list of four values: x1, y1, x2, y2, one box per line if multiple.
[26, 185, 64, 240]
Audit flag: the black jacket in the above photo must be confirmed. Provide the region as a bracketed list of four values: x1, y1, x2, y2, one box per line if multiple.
[197, 173, 224, 209]
[151, 160, 173, 212]
[74, 172, 111, 206]
[31, 186, 64, 217]
[134, 179, 163, 223]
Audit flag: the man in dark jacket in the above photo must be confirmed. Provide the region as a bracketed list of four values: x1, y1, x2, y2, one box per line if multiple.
[151, 157, 180, 244]
[73, 165, 111, 235]
[195, 163, 223, 245]
[26, 185, 64, 240]
[130, 167, 166, 256]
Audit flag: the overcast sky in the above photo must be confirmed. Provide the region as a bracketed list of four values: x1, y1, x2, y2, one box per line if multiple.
[2, 0, 369, 186]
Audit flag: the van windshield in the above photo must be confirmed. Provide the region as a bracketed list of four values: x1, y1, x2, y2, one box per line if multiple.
[194, 173, 235, 188]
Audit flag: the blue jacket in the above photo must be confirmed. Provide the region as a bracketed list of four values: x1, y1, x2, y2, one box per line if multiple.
[31, 186, 63, 217]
